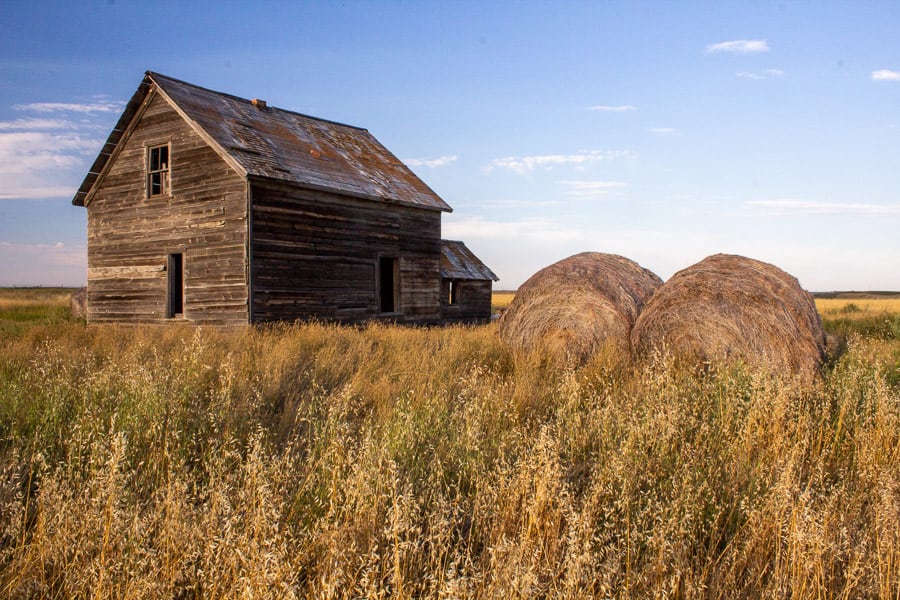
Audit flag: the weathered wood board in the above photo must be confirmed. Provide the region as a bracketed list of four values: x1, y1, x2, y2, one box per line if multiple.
[250, 180, 442, 323]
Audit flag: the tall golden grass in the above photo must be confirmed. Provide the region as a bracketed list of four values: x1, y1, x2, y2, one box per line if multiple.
[0, 290, 898, 597]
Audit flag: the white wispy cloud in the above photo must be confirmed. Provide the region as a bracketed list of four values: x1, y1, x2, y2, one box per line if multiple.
[440, 216, 599, 286]
[705, 39, 769, 54]
[650, 127, 678, 135]
[403, 155, 458, 168]
[442, 216, 585, 244]
[872, 69, 900, 81]
[485, 150, 637, 174]
[0, 240, 87, 266]
[747, 199, 900, 216]
[0, 131, 98, 165]
[0, 241, 87, 286]
[0, 186, 79, 200]
[559, 180, 627, 199]
[736, 68, 785, 80]
[587, 105, 637, 112]
[0, 99, 117, 200]
[0, 118, 77, 131]
[13, 100, 125, 114]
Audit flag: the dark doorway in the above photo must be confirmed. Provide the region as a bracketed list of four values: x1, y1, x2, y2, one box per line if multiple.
[379, 256, 398, 313]
[167, 253, 184, 318]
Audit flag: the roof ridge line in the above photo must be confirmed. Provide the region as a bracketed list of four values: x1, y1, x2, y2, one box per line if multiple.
[145, 70, 369, 132]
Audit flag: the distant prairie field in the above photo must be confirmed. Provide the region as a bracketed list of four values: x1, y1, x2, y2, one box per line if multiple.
[491, 290, 516, 312]
[0, 287, 899, 598]
[497, 290, 900, 321]
[814, 295, 900, 342]
[0, 287, 73, 334]
[0, 286, 71, 310]
[816, 296, 900, 319]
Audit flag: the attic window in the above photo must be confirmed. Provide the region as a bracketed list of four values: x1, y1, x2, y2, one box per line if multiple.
[147, 144, 170, 197]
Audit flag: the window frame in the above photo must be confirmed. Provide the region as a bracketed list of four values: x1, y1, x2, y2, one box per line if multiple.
[147, 143, 171, 198]
[448, 280, 460, 305]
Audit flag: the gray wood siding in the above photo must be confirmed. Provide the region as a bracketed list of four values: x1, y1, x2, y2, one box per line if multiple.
[250, 181, 442, 323]
[441, 279, 493, 323]
[85, 92, 249, 324]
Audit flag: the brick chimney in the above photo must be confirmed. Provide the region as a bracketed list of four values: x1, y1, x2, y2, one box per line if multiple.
[251, 98, 267, 109]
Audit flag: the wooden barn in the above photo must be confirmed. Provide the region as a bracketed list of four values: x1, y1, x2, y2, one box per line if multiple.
[73, 72, 497, 325]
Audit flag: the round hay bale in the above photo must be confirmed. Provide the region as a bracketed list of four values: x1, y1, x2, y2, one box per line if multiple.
[498, 252, 663, 362]
[630, 254, 827, 377]
[69, 286, 87, 319]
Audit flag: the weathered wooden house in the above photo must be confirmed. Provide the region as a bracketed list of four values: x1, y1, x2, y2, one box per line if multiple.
[440, 240, 498, 323]
[73, 72, 497, 325]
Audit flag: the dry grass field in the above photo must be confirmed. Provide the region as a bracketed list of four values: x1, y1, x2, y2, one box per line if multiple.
[491, 290, 516, 313]
[0, 288, 898, 597]
[0, 287, 71, 313]
[817, 297, 900, 319]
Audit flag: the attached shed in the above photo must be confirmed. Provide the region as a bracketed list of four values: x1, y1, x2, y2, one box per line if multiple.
[440, 240, 499, 323]
[72, 71, 496, 325]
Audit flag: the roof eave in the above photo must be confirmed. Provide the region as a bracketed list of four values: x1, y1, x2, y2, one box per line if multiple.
[440, 239, 499, 281]
[247, 174, 452, 212]
[72, 74, 153, 206]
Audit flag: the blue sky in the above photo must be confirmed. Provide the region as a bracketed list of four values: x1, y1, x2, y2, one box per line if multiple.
[1, 1, 899, 290]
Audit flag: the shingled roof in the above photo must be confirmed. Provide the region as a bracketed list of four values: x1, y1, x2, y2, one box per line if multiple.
[440, 240, 498, 281]
[73, 71, 452, 212]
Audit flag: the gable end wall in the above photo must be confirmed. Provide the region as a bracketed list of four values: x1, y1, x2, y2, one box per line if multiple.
[85, 92, 249, 324]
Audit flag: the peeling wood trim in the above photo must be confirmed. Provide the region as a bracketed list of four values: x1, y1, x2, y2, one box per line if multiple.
[88, 265, 166, 280]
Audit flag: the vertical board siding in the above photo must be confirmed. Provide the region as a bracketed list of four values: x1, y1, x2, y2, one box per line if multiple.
[86, 93, 249, 324]
[251, 181, 442, 323]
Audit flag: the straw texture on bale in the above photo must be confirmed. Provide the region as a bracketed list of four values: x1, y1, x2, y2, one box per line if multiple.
[631, 254, 827, 377]
[498, 252, 663, 362]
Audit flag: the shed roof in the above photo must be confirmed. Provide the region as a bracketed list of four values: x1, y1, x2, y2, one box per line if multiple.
[440, 240, 499, 281]
[74, 72, 451, 212]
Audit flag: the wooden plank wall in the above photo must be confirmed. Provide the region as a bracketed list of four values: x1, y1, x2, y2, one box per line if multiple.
[86, 92, 249, 324]
[440, 280, 493, 323]
[251, 180, 442, 323]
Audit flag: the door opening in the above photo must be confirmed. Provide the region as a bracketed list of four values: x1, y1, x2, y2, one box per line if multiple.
[167, 253, 184, 318]
[379, 257, 399, 313]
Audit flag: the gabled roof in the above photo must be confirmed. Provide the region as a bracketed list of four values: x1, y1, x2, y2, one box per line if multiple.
[74, 71, 452, 212]
[440, 240, 498, 281]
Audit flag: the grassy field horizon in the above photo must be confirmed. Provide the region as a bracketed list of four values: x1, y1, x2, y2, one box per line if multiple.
[7, 286, 900, 318]
[0, 287, 898, 597]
